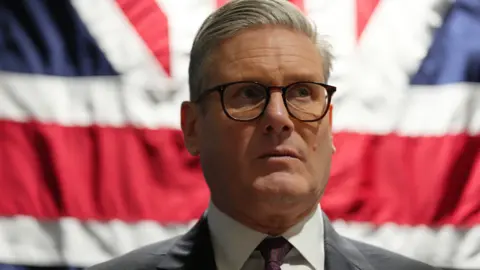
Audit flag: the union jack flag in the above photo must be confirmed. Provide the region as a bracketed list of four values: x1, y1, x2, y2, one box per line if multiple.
[0, 0, 479, 269]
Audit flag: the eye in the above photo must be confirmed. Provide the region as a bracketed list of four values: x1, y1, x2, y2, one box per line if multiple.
[226, 83, 266, 101]
[241, 88, 261, 98]
[223, 82, 267, 108]
[294, 87, 311, 97]
[238, 85, 265, 99]
[287, 84, 313, 99]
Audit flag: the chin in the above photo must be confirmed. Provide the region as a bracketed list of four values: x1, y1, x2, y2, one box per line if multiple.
[253, 172, 312, 198]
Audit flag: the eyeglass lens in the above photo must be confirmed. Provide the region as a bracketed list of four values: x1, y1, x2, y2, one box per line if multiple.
[222, 82, 328, 121]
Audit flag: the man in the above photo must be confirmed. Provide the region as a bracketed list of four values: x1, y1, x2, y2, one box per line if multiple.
[88, 0, 440, 269]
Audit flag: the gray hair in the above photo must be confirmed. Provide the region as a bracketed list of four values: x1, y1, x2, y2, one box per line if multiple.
[188, 0, 333, 101]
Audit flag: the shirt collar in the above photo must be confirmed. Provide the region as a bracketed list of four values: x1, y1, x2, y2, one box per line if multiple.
[283, 204, 324, 269]
[207, 202, 266, 270]
[207, 202, 324, 270]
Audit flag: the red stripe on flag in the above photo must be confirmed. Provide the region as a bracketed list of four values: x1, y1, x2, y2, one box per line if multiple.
[1, 120, 479, 226]
[0, 120, 207, 223]
[216, 0, 228, 8]
[356, 0, 380, 40]
[323, 132, 480, 226]
[116, 0, 171, 76]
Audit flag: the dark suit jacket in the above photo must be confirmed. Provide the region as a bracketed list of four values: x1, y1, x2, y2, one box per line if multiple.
[87, 213, 441, 270]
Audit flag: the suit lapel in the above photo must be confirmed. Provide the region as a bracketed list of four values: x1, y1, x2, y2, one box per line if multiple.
[156, 214, 217, 270]
[323, 213, 374, 270]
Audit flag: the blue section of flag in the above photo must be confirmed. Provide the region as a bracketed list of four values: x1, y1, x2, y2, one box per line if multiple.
[0, 0, 117, 76]
[411, 0, 480, 85]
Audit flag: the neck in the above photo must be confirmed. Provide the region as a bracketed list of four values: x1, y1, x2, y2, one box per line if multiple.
[212, 199, 317, 236]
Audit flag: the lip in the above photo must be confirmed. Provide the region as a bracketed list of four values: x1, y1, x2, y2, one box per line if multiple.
[258, 148, 303, 161]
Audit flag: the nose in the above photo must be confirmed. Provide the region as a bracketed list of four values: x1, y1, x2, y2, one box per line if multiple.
[261, 91, 294, 134]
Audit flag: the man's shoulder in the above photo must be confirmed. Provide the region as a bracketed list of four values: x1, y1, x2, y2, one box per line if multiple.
[86, 236, 181, 270]
[346, 237, 440, 270]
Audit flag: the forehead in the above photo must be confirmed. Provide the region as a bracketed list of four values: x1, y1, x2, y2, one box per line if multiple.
[210, 26, 325, 85]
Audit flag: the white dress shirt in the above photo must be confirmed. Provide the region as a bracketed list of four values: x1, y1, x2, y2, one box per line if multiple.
[207, 202, 325, 270]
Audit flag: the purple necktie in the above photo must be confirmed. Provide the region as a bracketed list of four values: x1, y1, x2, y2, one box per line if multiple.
[256, 237, 293, 270]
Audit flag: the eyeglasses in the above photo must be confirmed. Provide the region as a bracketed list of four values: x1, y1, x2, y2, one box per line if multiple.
[194, 81, 336, 122]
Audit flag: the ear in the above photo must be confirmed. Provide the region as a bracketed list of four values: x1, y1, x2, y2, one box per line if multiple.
[181, 101, 200, 156]
[329, 105, 336, 153]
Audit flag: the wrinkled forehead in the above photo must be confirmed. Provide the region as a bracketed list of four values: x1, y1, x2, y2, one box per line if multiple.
[206, 26, 325, 87]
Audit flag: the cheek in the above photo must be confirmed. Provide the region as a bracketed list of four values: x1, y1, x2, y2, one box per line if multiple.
[200, 117, 253, 163]
[302, 124, 332, 173]
[298, 121, 331, 152]
[313, 128, 332, 152]
[200, 120, 257, 193]
[222, 123, 254, 157]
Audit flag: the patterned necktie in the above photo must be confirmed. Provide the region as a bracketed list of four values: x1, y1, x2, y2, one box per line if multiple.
[256, 237, 293, 270]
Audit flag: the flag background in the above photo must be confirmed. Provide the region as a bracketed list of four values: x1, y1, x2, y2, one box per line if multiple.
[0, 0, 479, 269]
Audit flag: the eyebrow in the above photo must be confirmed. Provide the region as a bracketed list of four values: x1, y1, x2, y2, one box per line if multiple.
[234, 72, 324, 85]
[283, 72, 324, 83]
[220, 57, 325, 84]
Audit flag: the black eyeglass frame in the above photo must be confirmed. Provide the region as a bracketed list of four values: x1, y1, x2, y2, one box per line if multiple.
[194, 81, 337, 122]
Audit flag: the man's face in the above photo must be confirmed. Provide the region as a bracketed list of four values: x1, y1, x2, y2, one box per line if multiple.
[181, 25, 334, 216]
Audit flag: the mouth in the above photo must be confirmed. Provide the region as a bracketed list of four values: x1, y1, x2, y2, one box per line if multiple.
[259, 149, 302, 160]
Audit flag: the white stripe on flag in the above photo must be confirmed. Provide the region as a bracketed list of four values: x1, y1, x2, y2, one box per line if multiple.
[0, 216, 478, 268]
[0, 73, 479, 135]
